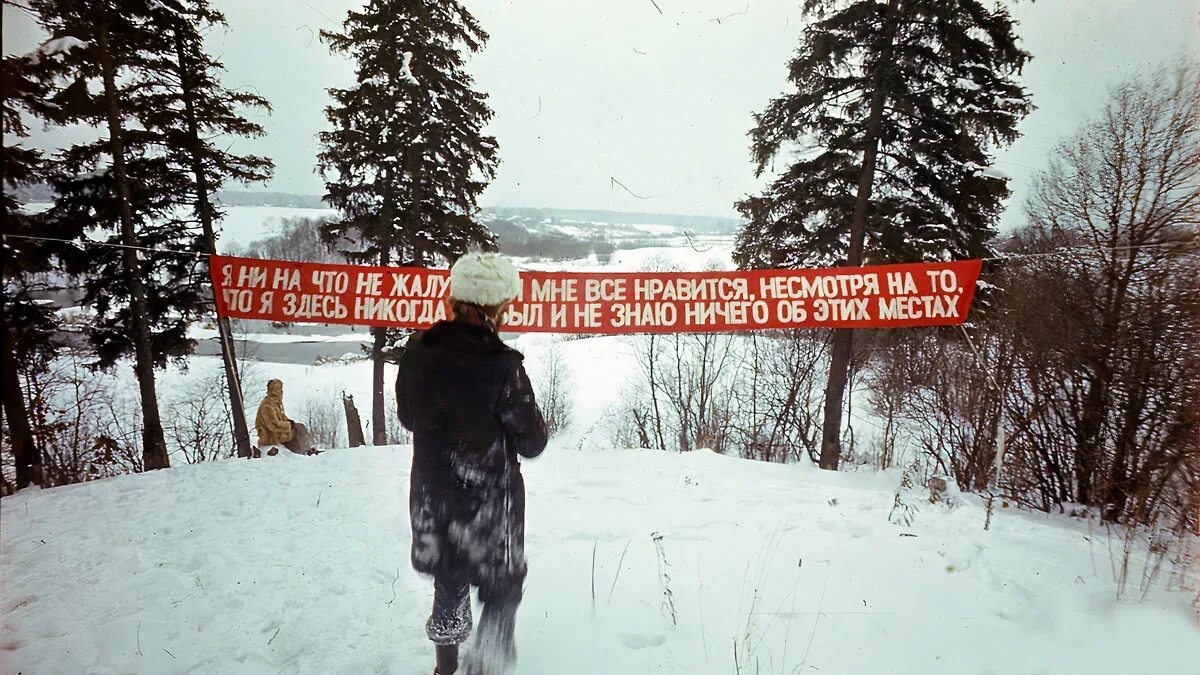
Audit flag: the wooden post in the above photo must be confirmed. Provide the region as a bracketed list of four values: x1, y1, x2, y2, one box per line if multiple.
[343, 392, 366, 447]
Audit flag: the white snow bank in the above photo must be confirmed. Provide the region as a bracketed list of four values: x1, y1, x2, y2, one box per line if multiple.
[2, 443, 1196, 674]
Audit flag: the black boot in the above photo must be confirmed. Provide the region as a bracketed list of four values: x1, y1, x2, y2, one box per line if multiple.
[434, 644, 459, 675]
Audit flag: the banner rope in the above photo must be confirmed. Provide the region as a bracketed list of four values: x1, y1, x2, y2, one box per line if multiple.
[2, 233, 207, 258]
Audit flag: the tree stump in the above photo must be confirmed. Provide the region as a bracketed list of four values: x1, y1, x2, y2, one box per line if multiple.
[928, 476, 948, 504]
[343, 392, 366, 447]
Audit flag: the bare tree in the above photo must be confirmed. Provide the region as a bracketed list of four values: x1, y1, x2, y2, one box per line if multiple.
[1022, 61, 1199, 522]
[865, 334, 908, 471]
[16, 353, 144, 487]
[618, 329, 828, 462]
[730, 330, 827, 464]
[627, 255, 682, 451]
[536, 342, 574, 437]
[166, 369, 237, 464]
[304, 389, 344, 449]
[238, 216, 352, 264]
[873, 326, 1010, 492]
[635, 332, 668, 450]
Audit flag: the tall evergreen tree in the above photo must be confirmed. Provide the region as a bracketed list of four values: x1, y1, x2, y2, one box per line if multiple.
[143, 0, 275, 458]
[1, 45, 72, 490]
[30, 0, 208, 470]
[318, 0, 499, 444]
[735, 0, 1032, 470]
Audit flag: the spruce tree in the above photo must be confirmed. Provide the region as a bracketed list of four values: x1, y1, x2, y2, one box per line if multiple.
[144, 0, 275, 458]
[30, 0, 206, 470]
[318, 0, 499, 444]
[735, 0, 1032, 470]
[1, 47, 72, 490]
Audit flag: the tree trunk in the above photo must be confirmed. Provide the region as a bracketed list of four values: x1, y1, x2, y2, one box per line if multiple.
[173, 28, 252, 458]
[371, 324, 388, 445]
[369, 242, 391, 445]
[343, 393, 366, 447]
[96, 1, 170, 470]
[820, 330, 855, 470]
[2, 321, 42, 490]
[1074, 372, 1109, 506]
[817, 0, 900, 471]
[647, 334, 665, 450]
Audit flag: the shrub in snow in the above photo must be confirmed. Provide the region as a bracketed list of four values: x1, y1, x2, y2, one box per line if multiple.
[888, 459, 925, 527]
[650, 532, 677, 627]
[6, 354, 144, 487]
[611, 328, 832, 462]
[302, 389, 344, 449]
[163, 369, 238, 464]
[536, 343, 573, 437]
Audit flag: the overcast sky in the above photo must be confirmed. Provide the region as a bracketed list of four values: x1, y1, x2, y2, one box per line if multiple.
[5, 0, 1199, 225]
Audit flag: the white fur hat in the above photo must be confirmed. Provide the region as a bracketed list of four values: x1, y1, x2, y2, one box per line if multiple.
[449, 252, 522, 306]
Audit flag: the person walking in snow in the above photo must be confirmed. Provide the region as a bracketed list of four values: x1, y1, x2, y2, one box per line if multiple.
[396, 252, 548, 675]
[254, 379, 316, 456]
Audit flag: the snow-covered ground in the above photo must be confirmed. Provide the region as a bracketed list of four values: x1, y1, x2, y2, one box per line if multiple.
[3, 335, 1198, 674]
[3, 438, 1197, 674]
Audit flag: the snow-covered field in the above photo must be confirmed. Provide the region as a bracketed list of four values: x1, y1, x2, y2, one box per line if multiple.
[3, 436, 1198, 674]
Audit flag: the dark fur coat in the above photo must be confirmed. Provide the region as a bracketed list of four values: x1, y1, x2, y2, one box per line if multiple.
[396, 319, 547, 590]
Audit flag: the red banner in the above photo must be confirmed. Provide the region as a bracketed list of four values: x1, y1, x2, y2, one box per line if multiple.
[209, 255, 982, 333]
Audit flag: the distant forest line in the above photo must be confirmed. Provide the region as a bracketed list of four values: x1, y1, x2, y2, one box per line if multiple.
[13, 185, 743, 234]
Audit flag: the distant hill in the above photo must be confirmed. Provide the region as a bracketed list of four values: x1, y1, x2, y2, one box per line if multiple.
[480, 206, 742, 234]
[14, 187, 743, 256]
[15, 187, 743, 233]
[214, 190, 328, 208]
[10, 186, 331, 209]
[209, 191, 743, 234]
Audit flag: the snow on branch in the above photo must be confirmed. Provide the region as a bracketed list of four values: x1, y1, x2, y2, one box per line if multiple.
[29, 36, 88, 64]
[399, 51, 418, 85]
[964, 161, 1009, 180]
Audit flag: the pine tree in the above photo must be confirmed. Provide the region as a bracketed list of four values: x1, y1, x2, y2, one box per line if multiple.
[735, 0, 1032, 470]
[30, 0, 207, 470]
[144, 0, 275, 458]
[318, 0, 499, 444]
[1, 46, 73, 490]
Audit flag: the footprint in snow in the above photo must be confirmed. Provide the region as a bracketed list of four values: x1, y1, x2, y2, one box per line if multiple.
[619, 633, 667, 649]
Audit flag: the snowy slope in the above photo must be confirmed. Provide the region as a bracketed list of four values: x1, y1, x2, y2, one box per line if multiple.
[3, 341, 1198, 675]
